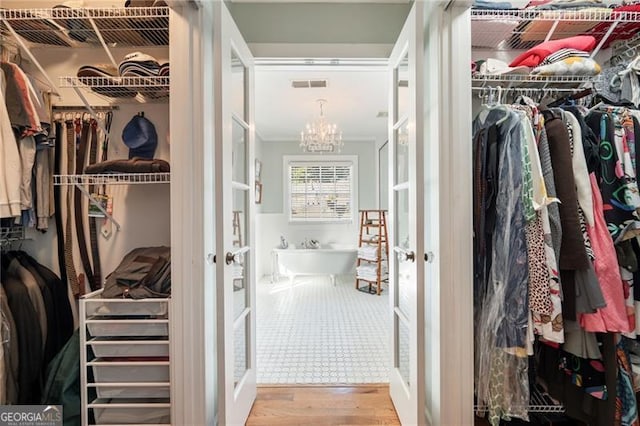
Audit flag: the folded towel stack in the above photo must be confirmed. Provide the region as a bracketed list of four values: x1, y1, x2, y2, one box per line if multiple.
[232, 264, 243, 279]
[358, 245, 386, 261]
[356, 264, 387, 281]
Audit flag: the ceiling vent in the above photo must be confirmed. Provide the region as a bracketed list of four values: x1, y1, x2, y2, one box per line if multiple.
[376, 111, 389, 118]
[291, 79, 328, 89]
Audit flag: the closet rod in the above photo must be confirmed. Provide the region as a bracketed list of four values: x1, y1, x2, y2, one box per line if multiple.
[1, 17, 60, 97]
[53, 106, 119, 111]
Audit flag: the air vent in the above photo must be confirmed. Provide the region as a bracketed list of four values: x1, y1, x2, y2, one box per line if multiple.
[376, 111, 389, 118]
[291, 79, 328, 89]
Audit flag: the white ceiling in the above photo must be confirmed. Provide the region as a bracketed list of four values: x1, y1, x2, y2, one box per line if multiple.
[255, 65, 389, 144]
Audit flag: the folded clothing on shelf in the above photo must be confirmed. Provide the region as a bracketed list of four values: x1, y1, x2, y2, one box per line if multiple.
[76, 52, 169, 99]
[159, 62, 170, 76]
[84, 158, 170, 174]
[509, 35, 596, 67]
[119, 52, 161, 77]
[125, 0, 168, 6]
[528, 0, 606, 10]
[102, 246, 171, 299]
[475, 58, 531, 75]
[531, 53, 601, 76]
[472, 0, 514, 9]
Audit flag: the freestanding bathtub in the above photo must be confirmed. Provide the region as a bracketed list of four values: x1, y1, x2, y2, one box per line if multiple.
[272, 244, 357, 286]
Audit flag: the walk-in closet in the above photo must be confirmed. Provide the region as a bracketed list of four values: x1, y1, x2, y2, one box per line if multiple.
[471, 4, 640, 425]
[1, 2, 172, 424]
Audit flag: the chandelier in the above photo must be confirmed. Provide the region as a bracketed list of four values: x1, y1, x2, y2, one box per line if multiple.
[300, 99, 343, 153]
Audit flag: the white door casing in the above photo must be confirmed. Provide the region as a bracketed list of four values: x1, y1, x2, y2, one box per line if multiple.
[422, 2, 474, 425]
[387, 3, 426, 425]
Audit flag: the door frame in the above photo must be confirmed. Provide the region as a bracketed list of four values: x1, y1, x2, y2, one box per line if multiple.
[169, 3, 215, 426]
[422, 2, 474, 425]
[168, 2, 474, 425]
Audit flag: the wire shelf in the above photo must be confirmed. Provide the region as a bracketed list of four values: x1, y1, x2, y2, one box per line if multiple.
[60, 76, 169, 100]
[0, 226, 25, 245]
[473, 74, 595, 83]
[61, 76, 169, 88]
[471, 8, 640, 22]
[471, 8, 640, 50]
[0, 7, 169, 47]
[54, 173, 170, 186]
[475, 385, 565, 414]
[472, 74, 596, 91]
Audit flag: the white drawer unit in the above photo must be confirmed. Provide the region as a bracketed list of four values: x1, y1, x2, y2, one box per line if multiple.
[89, 337, 169, 358]
[81, 289, 171, 426]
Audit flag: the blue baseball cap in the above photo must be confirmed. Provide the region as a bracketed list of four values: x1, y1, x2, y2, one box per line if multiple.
[122, 113, 158, 159]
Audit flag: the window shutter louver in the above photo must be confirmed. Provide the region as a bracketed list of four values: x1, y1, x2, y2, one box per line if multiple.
[288, 161, 353, 222]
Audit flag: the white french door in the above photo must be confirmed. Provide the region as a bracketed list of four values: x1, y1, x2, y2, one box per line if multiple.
[387, 3, 426, 425]
[213, 3, 257, 425]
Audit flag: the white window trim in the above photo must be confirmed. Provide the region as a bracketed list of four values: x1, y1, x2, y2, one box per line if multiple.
[283, 155, 358, 224]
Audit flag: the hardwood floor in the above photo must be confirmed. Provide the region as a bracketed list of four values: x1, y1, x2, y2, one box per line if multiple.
[246, 385, 401, 425]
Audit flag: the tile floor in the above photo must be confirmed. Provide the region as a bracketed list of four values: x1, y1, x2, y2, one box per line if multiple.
[256, 274, 390, 384]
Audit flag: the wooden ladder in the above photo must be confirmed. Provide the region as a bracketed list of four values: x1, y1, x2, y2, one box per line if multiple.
[355, 210, 388, 295]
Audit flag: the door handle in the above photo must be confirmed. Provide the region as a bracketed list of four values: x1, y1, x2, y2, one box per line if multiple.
[394, 247, 415, 263]
[424, 251, 434, 263]
[225, 246, 250, 265]
[207, 253, 215, 264]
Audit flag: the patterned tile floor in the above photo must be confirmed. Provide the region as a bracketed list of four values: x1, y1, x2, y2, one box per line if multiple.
[256, 274, 391, 384]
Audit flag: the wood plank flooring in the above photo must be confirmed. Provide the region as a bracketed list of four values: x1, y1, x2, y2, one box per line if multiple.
[246, 385, 401, 425]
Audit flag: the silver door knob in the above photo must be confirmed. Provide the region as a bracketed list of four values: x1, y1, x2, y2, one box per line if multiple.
[207, 253, 215, 264]
[424, 251, 434, 263]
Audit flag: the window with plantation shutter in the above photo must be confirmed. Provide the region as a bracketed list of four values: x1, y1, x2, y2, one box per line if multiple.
[286, 158, 356, 223]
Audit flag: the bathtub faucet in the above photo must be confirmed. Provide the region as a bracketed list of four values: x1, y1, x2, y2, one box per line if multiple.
[301, 238, 320, 249]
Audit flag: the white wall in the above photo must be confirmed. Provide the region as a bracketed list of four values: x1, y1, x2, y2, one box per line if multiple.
[255, 139, 377, 277]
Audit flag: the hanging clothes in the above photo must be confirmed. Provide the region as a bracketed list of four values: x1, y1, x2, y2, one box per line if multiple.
[581, 174, 632, 332]
[0, 69, 21, 218]
[474, 105, 531, 425]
